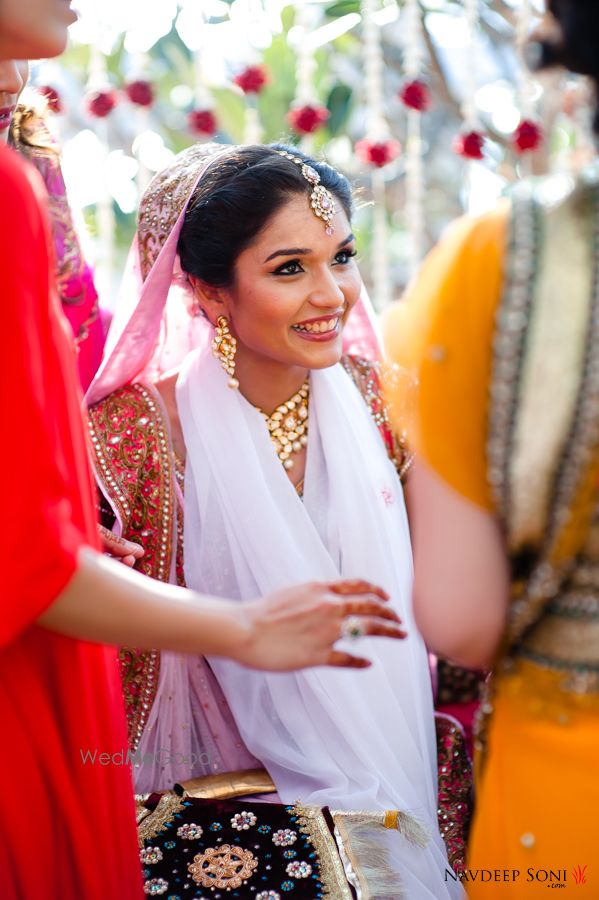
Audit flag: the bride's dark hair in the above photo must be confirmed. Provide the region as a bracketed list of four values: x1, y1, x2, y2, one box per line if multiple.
[536, 0, 599, 132]
[177, 144, 352, 288]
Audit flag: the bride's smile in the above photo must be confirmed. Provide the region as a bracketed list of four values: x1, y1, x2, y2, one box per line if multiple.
[189, 195, 360, 413]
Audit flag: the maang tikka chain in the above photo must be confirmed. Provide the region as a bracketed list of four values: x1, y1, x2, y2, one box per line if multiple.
[212, 316, 239, 389]
[275, 150, 336, 235]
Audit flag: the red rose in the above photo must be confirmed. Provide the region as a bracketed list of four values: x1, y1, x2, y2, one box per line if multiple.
[87, 89, 117, 118]
[454, 130, 485, 160]
[288, 104, 329, 134]
[513, 119, 543, 153]
[399, 79, 431, 112]
[234, 65, 268, 94]
[355, 138, 401, 168]
[37, 85, 62, 113]
[188, 109, 218, 136]
[125, 79, 155, 108]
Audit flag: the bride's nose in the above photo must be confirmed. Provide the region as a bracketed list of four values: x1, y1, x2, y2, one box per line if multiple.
[307, 268, 345, 309]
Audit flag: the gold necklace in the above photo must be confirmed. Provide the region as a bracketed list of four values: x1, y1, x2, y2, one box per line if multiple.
[260, 381, 309, 470]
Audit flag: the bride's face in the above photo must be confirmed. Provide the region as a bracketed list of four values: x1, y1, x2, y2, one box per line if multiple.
[219, 193, 360, 372]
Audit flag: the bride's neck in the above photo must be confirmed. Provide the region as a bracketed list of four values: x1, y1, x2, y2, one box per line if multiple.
[234, 357, 309, 414]
[154, 361, 311, 418]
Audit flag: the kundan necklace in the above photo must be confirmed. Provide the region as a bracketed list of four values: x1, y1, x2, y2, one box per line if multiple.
[260, 380, 309, 470]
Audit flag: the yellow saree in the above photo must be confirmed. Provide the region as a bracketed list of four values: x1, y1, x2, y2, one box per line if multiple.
[384, 178, 599, 896]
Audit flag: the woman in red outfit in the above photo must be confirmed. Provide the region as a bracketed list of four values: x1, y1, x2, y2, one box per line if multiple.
[0, 3, 404, 897]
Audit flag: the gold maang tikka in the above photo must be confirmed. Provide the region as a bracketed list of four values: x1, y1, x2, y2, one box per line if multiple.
[275, 150, 336, 235]
[212, 315, 239, 389]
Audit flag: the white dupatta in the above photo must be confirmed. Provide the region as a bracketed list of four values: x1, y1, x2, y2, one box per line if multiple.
[177, 346, 461, 899]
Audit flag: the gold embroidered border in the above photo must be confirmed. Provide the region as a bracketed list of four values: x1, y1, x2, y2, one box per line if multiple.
[506, 181, 599, 647]
[88, 382, 178, 749]
[137, 792, 186, 848]
[341, 355, 413, 481]
[487, 182, 539, 527]
[138, 143, 228, 280]
[292, 803, 353, 899]
[486, 178, 599, 648]
[521, 606, 599, 665]
[508, 189, 592, 550]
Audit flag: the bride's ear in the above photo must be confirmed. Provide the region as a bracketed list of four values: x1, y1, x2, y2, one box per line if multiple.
[188, 275, 229, 325]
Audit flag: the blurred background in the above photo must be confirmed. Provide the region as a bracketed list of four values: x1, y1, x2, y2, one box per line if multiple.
[31, 0, 594, 308]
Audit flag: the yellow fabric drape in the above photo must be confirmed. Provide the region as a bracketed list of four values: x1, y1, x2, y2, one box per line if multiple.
[383, 203, 509, 511]
[383, 201, 599, 896]
[466, 660, 599, 897]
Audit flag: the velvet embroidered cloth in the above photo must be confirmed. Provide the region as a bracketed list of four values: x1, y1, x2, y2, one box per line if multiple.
[137, 797, 353, 898]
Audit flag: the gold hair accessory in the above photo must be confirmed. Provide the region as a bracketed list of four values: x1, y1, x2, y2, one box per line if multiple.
[260, 381, 309, 470]
[212, 316, 239, 389]
[275, 150, 336, 235]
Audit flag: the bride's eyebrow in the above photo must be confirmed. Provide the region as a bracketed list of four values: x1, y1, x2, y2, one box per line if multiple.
[264, 247, 311, 263]
[263, 233, 355, 264]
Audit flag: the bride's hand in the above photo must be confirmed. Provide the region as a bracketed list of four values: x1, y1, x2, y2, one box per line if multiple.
[237, 580, 407, 671]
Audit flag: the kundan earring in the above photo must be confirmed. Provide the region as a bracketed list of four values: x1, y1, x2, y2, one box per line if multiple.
[212, 315, 239, 389]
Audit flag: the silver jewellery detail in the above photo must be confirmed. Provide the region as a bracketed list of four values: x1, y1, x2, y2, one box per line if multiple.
[340, 616, 365, 641]
[275, 149, 336, 235]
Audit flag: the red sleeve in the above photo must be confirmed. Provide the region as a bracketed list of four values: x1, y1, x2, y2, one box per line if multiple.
[0, 145, 92, 645]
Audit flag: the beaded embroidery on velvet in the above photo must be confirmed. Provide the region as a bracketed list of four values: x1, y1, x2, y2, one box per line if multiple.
[136, 796, 351, 898]
[88, 383, 178, 750]
[341, 355, 413, 481]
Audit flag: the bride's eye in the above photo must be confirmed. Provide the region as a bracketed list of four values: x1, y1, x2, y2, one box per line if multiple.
[334, 248, 357, 265]
[274, 259, 304, 276]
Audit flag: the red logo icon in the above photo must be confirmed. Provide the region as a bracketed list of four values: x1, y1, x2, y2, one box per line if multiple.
[572, 865, 588, 886]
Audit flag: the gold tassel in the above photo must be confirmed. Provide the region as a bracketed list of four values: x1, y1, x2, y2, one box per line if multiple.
[331, 809, 431, 899]
[389, 810, 431, 848]
[335, 809, 430, 848]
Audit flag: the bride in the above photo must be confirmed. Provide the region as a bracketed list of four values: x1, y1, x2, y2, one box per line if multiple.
[87, 143, 464, 898]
